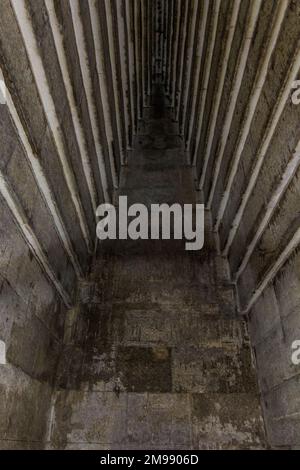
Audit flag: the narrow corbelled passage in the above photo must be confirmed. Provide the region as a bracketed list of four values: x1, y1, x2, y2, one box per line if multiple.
[1, 0, 300, 450]
[49, 90, 265, 449]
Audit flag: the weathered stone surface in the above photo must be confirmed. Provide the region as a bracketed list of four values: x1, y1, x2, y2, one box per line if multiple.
[49, 94, 265, 449]
[51, 391, 128, 448]
[0, 365, 52, 444]
[0, 196, 67, 449]
[8, 0, 300, 445]
[116, 345, 172, 393]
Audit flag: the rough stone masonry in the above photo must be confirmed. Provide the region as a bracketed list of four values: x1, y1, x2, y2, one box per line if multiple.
[0, 0, 300, 450]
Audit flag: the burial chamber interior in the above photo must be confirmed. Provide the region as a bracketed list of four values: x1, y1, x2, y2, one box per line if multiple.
[0, 0, 300, 450]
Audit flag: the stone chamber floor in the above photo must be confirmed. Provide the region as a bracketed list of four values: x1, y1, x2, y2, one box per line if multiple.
[48, 91, 267, 450]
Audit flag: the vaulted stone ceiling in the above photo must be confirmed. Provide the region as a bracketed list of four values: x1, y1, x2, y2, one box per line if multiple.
[1, 0, 300, 449]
